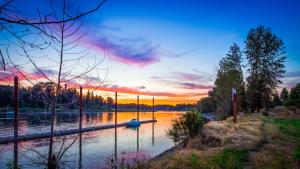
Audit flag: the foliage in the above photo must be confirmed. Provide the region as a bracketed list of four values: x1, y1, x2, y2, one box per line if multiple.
[284, 99, 300, 108]
[289, 83, 300, 99]
[280, 87, 289, 102]
[0, 83, 113, 111]
[213, 43, 245, 117]
[210, 148, 249, 169]
[196, 96, 216, 113]
[245, 26, 286, 112]
[294, 147, 300, 161]
[272, 91, 282, 107]
[167, 109, 203, 144]
[283, 83, 300, 108]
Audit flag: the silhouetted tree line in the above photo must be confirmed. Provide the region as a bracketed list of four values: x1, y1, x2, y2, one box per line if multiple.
[0, 82, 195, 112]
[0, 82, 114, 111]
[116, 103, 194, 111]
[283, 84, 300, 107]
[197, 26, 294, 118]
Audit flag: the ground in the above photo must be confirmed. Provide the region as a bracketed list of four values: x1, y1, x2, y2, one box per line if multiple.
[135, 107, 300, 169]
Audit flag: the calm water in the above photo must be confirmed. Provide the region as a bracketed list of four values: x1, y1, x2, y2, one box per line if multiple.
[0, 111, 182, 168]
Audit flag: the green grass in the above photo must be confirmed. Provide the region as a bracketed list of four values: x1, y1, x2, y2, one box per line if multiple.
[271, 118, 300, 140]
[294, 147, 300, 160]
[208, 148, 249, 169]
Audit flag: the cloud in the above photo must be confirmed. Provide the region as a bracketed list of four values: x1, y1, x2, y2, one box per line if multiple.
[67, 82, 207, 97]
[151, 71, 213, 90]
[1, 69, 208, 98]
[284, 71, 300, 78]
[174, 72, 207, 81]
[84, 33, 160, 67]
[178, 82, 213, 90]
[279, 71, 300, 88]
[0, 69, 48, 82]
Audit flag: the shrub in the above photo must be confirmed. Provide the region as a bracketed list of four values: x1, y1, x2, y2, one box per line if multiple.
[167, 109, 203, 145]
[284, 99, 300, 108]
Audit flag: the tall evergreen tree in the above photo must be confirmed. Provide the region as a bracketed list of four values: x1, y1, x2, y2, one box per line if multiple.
[289, 83, 300, 99]
[214, 43, 245, 118]
[280, 87, 289, 102]
[245, 26, 286, 112]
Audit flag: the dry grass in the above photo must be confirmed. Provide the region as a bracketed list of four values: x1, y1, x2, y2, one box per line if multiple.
[134, 109, 300, 169]
[187, 113, 263, 150]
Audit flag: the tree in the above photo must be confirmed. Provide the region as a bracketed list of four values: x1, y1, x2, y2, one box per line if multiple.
[106, 97, 114, 111]
[272, 90, 281, 107]
[284, 83, 300, 107]
[289, 83, 300, 99]
[197, 96, 216, 113]
[213, 43, 245, 118]
[245, 26, 286, 112]
[1, 1, 107, 167]
[280, 87, 289, 102]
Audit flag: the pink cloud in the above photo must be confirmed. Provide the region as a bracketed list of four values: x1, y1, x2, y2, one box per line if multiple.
[83, 34, 160, 67]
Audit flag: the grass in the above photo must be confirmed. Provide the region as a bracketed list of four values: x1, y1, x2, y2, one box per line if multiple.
[272, 118, 300, 140]
[143, 112, 300, 169]
[209, 148, 249, 169]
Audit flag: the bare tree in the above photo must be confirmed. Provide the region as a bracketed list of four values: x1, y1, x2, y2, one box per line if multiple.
[1, 0, 108, 168]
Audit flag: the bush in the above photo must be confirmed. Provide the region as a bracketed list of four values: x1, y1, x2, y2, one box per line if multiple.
[167, 109, 203, 145]
[284, 99, 300, 108]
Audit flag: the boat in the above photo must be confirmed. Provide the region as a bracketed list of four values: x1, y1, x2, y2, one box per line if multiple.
[126, 119, 141, 127]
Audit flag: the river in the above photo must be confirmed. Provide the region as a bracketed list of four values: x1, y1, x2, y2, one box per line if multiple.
[0, 111, 182, 168]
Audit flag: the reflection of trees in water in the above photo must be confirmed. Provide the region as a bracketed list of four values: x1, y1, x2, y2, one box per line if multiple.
[56, 113, 78, 124]
[19, 135, 79, 168]
[108, 113, 113, 122]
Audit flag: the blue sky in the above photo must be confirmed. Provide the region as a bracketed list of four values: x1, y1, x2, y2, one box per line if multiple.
[1, 0, 300, 104]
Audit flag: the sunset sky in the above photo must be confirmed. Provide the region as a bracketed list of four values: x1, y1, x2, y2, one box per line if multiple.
[1, 0, 300, 105]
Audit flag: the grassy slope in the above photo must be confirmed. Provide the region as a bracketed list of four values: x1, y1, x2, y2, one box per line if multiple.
[132, 110, 300, 169]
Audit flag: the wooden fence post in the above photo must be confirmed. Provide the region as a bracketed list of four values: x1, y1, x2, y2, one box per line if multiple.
[14, 76, 19, 167]
[79, 87, 83, 169]
[232, 88, 237, 123]
[152, 97, 155, 120]
[137, 95, 139, 121]
[114, 92, 118, 167]
[79, 87, 83, 131]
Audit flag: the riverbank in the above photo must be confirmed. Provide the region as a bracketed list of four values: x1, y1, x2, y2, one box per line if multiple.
[139, 107, 300, 169]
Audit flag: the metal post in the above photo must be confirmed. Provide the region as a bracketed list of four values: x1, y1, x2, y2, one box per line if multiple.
[14, 76, 19, 167]
[79, 87, 83, 169]
[137, 95, 139, 121]
[152, 97, 155, 120]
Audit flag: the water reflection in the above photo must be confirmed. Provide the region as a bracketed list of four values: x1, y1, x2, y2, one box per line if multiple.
[0, 111, 182, 168]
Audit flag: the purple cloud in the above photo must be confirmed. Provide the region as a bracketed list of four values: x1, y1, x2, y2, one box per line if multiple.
[174, 72, 207, 81]
[178, 82, 213, 90]
[84, 34, 160, 66]
[284, 71, 300, 78]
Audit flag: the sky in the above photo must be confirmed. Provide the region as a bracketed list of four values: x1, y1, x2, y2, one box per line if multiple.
[1, 0, 300, 105]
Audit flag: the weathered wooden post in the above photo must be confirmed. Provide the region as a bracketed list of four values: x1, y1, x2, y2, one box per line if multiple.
[137, 95, 139, 121]
[79, 87, 83, 131]
[14, 76, 19, 167]
[137, 127, 139, 152]
[232, 88, 237, 123]
[152, 122, 154, 145]
[79, 87, 83, 169]
[114, 92, 118, 167]
[152, 97, 155, 120]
